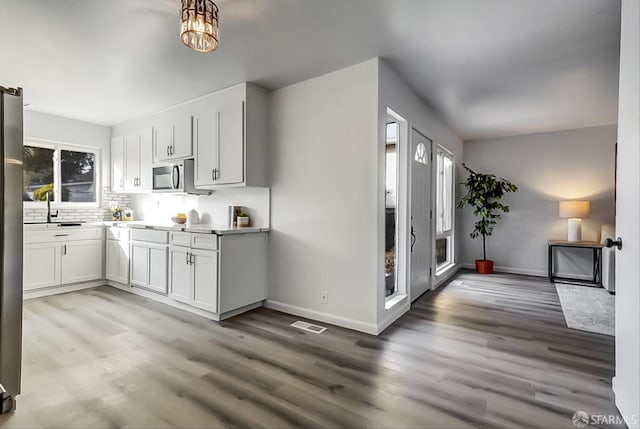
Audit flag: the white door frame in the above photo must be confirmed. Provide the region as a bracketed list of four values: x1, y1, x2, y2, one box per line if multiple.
[613, 1, 640, 426]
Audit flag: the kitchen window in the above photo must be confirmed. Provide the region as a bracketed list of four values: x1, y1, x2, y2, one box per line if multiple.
[435, 146, 454, 273]
[23, 142, 100, 206]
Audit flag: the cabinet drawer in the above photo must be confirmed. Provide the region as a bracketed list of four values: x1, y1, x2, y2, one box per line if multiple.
[191, 233, 218, 250]
[130, 229, 169, 244]
[107, 227, 130, 241]
[169, 231, 191, 247]
[25, 228, 103, 244]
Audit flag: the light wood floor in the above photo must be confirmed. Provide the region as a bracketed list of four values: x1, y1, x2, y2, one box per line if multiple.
[0, 271, 622, 429]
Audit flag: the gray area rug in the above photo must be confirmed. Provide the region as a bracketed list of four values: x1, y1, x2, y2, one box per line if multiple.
[555, 283, 614, 336]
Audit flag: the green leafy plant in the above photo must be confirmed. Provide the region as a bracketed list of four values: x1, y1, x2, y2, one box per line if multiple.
[457, 164, 518, 261]
[32, 184, 70, 202]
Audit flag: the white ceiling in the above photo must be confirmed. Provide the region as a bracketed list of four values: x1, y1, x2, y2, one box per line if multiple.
[0, 0, 621, 140]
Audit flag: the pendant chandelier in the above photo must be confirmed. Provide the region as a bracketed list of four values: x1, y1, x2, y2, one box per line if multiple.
[180, 0, 219, 53]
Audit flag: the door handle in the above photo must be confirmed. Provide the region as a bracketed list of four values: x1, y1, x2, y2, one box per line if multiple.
[604, 237, 623, 250]
[63, 244, 67, 255]
[167, 146, 170, 156]
[410, 217, 416, 252]
[186, 251, 190, 265]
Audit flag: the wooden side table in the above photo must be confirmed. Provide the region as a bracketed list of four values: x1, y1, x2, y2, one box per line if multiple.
[548, 240, 603, 287]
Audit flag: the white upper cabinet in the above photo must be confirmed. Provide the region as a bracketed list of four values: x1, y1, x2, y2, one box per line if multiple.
[124, 134, 140, 190]
[193, 105, 218, 186]
[193, 83, 267, 189]
[111, 82, 266, 190]
[153, 107, 193, 163]
[138, 129, 153, 190]
[111, 128, 153, 192]
[194, 100, 244, 187]
[111, 136, 125, 191]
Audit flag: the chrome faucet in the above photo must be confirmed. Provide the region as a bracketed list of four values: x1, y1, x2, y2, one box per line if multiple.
[46, 191, 58, 223]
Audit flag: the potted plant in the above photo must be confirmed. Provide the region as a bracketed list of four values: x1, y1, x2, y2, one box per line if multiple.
[236, 212, 250, 227]
[457, 164, 518, 274]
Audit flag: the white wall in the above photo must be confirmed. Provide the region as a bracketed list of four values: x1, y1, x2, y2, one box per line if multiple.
[613, 0, 640, 425]
[268, 58, 463, 334]
[268, 59, 380, 333]
[24, 110, 111, 185]
[376, 60, 464, 331]
[129, 188, 270, 228]
[461, 125, 616, 277]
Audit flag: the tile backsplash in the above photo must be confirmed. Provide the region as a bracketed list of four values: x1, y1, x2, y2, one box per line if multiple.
[23, 188, 131, 222]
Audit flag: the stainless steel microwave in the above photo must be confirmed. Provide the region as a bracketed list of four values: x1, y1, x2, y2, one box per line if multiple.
[152, 159, 210, 195]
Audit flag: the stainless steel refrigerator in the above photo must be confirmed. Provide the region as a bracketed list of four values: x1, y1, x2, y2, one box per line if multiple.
[0, 86, 23, 414]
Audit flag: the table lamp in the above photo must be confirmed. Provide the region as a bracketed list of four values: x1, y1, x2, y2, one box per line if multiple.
[559, 200, 590, 242]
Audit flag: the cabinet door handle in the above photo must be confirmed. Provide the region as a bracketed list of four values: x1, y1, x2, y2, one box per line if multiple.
[216, 169, 219, 180]
[54, 234, 69, 237]
[186, 251, 190, 265]
[190, 253, 195, 265]
[63, 244, 67, 255]
[211, 169, 215, 181]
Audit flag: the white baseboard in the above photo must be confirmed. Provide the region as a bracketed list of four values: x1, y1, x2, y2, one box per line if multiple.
[264, 300, 378, 335]
[460, 262, 547, 278]
[460, 262, 596, 281]
[24, 280, 105, 300]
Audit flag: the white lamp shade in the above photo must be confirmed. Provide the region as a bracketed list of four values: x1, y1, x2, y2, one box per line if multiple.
[559, 200, 590, 218]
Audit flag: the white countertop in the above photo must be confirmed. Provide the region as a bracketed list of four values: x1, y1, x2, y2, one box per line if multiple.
[101, 221, 268, 235]
[24, 220, 268, 235]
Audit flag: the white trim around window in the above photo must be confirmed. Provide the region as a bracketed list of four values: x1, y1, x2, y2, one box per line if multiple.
[23, 138, 101, 208]
[435, 145, 455, 275]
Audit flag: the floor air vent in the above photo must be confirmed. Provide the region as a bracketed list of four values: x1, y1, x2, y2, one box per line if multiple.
[290, 320, 327, 334]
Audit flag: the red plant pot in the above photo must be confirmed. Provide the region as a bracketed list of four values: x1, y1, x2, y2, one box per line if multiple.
[475, 259, 494, 274]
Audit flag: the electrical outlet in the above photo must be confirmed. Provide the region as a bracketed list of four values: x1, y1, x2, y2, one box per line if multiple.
[321, 291, 328, 304]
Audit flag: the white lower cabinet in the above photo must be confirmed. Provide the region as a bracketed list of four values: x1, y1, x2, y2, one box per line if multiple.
[23, 227, 104, 291]
[130, 229, 168, 294]
[106, 239, 129, 284]
[61, 240, 103, 284]
[24, 242, 62, 290]
[169, 232, 218, 313]
[148, 244, 168, 294]
[169, 246, 191, 303]
[191, 249, 218, 312]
